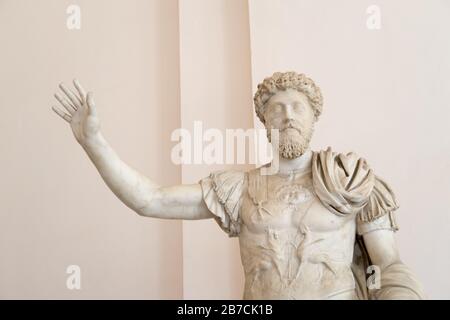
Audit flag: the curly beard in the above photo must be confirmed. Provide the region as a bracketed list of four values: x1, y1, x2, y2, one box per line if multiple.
[267, 125, 314, 159]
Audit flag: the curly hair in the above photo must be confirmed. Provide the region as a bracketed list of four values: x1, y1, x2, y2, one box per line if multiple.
[253, 71, 323, 124]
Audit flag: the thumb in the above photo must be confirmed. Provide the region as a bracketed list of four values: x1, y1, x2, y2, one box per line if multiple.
[86, 92, 97, 116]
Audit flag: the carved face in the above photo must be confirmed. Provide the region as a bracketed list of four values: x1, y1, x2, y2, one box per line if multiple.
[263, 88, 315, 159]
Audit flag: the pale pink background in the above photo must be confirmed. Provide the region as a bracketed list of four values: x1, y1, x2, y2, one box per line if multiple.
[0, 0, 448, 299]
[0, 0, 183, 299]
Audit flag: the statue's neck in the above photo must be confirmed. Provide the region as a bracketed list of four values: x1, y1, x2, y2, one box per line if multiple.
[277, 148, 313, 175]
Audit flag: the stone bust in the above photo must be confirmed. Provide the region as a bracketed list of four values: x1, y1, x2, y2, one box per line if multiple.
[52, 71, 425, 299]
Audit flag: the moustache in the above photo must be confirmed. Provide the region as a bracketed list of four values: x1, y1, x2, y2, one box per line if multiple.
[280, 123, 302, 134]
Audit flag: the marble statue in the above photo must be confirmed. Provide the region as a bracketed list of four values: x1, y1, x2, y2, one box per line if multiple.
[52, 72, 425, 299]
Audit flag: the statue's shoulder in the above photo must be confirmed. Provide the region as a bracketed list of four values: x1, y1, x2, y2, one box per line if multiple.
[199, 169, 248, 209]
[312, 146, 399, 222]
[207, 169, 247, 189]
[312, 146, 370, 175]
[311, 146, 374, 216]
[198, 169, 247, 237]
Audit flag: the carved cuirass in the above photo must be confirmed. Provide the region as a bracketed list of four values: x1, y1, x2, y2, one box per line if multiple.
[238, 167, 357, 299]
[198, 148, 404, 300]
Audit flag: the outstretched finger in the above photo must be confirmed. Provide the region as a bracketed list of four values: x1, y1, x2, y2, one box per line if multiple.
[59, 83, 82, 108]
[86, 92, 97, 116]
[73, 79, 86, 104]
[52, 106, 72, 123]
[54, 93, 76, 115]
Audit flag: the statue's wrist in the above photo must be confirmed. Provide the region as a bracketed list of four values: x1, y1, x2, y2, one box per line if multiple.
[81, 132, 105, 153]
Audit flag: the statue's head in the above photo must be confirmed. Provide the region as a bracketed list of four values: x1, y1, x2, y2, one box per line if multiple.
[254, 71, 323, 159]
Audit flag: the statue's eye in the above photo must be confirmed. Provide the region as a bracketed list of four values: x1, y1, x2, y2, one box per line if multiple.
[293, 102, 302, 112]
[271, 103, 283, 113]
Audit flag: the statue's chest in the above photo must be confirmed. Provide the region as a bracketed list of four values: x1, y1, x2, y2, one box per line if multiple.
[240, 170, 350, 234]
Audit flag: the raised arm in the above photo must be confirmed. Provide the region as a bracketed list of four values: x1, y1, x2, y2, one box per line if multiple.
[51, 79, 213, 220]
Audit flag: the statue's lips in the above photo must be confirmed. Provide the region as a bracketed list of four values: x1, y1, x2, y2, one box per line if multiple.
[281, 127, 301, 134]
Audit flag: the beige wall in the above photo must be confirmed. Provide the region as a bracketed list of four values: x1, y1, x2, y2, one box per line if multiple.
[0, 0, 183, 299]
[178, 0, 253, 299]
[0, 0, 449, 299]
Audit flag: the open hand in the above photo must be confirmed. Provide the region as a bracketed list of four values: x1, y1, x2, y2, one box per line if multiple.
[52, 79, 100, 147]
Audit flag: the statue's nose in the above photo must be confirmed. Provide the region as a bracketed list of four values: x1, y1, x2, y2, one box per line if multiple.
[284, 104, 295, 120]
